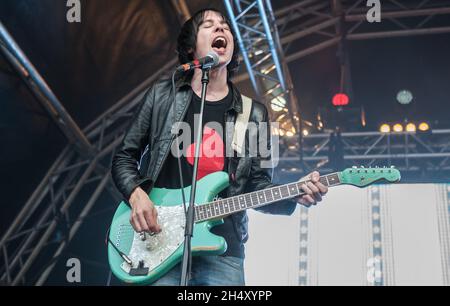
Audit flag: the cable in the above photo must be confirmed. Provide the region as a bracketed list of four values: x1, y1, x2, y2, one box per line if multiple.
[172, 71, 188, 215]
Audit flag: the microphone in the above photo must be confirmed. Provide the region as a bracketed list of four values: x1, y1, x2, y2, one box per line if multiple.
[176, 51, 219, 73]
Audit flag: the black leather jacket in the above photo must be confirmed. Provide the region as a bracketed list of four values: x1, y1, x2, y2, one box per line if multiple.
[111, 76, 297, 244]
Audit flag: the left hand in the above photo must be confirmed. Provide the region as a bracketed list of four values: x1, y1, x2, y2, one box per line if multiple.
[297, 171, 328, 207]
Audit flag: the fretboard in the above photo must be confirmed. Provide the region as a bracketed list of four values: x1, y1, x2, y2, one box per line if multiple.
[194, 172, 341, 222]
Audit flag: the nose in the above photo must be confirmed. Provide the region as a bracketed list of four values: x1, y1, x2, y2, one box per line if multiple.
[214, 23, 225, 33]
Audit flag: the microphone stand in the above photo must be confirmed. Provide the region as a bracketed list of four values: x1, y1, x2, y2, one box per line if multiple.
[180, 67, 210, 286]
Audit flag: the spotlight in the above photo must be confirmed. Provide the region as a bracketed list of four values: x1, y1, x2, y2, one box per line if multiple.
[396, 90, 413, 105]
[271, 96, 286, 112]
[393, 124, 403, 132]
[286, 131, 294, 137]
[418, 122, 430, 132]
[332, 93, 349, 107]
[302, 129, 309, 137]
[379, 124, 390, 133]
[405, 123, 416, 132]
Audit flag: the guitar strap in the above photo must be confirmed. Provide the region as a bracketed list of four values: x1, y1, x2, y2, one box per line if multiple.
[231, 94, 252, 155]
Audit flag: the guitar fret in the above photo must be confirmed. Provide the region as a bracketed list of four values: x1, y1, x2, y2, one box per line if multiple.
[251, 193, 259, 206]
[208, 204, 213, 218]
[207, 204, 212, 218]
[233, 197, 239, 211]
[202, 206, 206, 219]
[215, 203, 220, 216]
[211, 204, 215, 218]
[244, 194, 252, 208]
[239, 195, 245, 209]
[198, 206, 203, 220]
[209, 206, 213, 218]
[219, 200, 224, 215]
[265, 189, 273, 202]
[296, 183, 301, 195]
[318, 177, 325, 186]
[280, 185, 289, 198]
[272, 187, 281, 200]
[258, 191, 265, 204]
[327, 173, 340, 186]
[288, 183, 298, 196]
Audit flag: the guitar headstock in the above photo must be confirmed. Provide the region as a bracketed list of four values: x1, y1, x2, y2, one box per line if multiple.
[339, 166, 401, 187]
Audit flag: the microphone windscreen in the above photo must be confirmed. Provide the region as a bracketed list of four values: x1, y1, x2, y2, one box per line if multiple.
[207, 51, 220, 67]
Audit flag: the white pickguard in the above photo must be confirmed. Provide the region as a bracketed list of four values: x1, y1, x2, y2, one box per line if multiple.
[120, 205, 186, 274]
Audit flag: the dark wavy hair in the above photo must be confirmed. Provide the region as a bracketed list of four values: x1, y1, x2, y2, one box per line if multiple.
[176, 8, 240, 78]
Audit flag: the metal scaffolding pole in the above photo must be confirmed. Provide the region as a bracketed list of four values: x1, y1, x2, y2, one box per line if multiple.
[233, 0, 450, 82]
[276, 129, 450, 179]
[0, 146, 71, 253]
[225, 0, 302, 151]
[0, 21, 94, 156]
[0, 1, 190, 286]
[11, 158, 99, 285]
[0, 58, 178, 286]
[35, 172, 111, 286]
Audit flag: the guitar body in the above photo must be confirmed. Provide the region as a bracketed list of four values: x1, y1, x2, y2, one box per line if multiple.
[108, 171, 230, 285]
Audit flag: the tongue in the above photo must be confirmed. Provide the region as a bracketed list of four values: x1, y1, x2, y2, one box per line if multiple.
[212, 40, 226, 49]
[213, 47, 225, 53]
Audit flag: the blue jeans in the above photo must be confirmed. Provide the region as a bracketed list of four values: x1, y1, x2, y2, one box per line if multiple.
[152, 255, 245, 286]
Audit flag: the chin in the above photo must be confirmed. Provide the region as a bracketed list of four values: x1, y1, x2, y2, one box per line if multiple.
[218, 55, 232, 65]
[218, 60, 231, 69]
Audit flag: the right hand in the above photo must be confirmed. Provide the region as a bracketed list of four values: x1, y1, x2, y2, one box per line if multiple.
[128, 187, 161, 234]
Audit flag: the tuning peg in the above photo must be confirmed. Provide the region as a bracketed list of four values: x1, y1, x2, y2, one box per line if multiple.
[352, 166, 357, 169]
[375, 166, 379, 168]
[360, 165, 365, 168]
[390, 165, 396, 168]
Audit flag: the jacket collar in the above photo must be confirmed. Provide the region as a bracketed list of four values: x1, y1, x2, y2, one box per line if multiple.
[176, 74, 243, 114]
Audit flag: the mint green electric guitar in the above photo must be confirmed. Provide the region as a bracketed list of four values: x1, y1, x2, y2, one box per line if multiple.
[108, 167, 400, 284]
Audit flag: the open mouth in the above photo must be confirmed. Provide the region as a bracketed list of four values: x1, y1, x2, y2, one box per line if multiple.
[211, 36, 227, 53]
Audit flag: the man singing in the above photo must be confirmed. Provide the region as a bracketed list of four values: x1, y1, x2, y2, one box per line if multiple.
[111, 8, 328, 286]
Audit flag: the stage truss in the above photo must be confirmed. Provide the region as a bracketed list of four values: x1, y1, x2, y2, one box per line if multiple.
[1, 0, 450, 285]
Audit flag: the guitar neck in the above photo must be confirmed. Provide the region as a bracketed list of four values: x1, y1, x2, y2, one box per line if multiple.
[194, 172, 341, 222]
